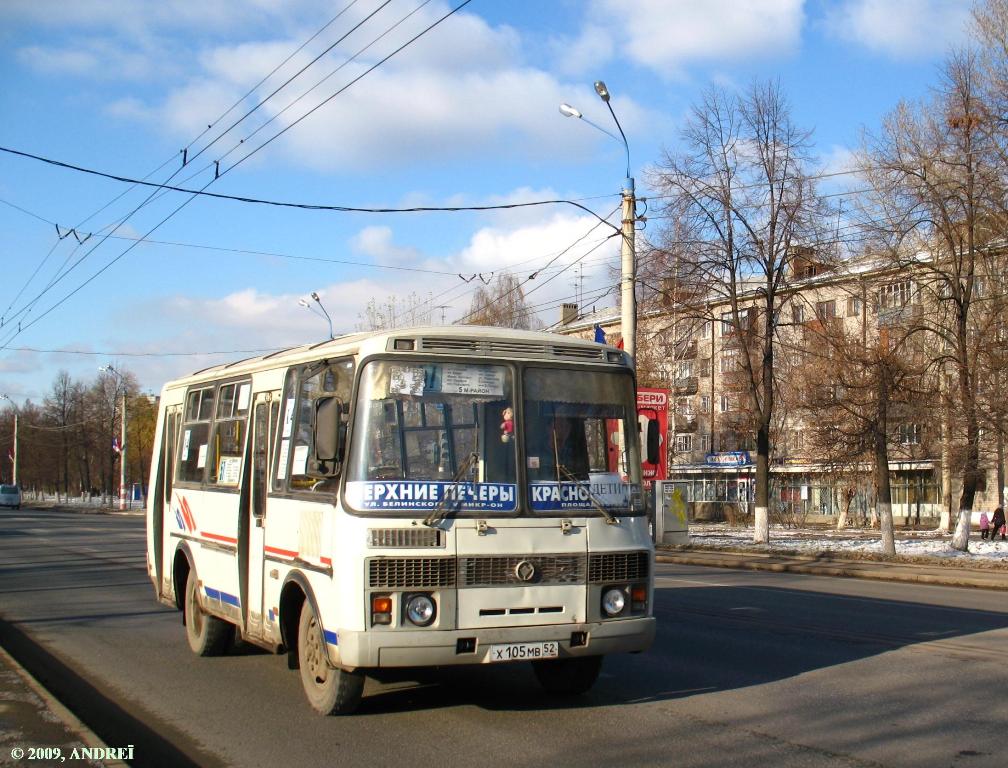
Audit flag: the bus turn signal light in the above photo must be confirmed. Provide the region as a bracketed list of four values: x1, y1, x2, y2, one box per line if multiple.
[631, 585, 647, 612]
[372, 595, 392, 625]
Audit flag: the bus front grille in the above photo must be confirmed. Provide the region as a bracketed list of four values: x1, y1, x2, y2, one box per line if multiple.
[368, 557, 456, 588]
[588, 551, 651, 584]
[459, 554, 586, 586]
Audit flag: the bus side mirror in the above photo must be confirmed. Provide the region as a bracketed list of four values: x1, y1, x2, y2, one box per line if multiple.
[310, 396, 344, 477]
[646, 420, 660, 465]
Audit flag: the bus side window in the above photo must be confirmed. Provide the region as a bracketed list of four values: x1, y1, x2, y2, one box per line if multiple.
[177, 388, 214, 484]
[275, 359, 355, 493]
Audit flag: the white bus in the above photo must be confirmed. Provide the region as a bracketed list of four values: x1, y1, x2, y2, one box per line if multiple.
[145, 326, 655, 714]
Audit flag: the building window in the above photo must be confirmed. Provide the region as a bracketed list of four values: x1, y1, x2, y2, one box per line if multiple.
[792, 430, 804, 450]
[880, 280, 913, 309]
[720, 311, 733, 336]
[701, 395, 711, 414]
[675, 434, 693, 453]
[847, 297, 862, 317]
[676, 397, 694, 417]
[898, 423, 921, 445]
[699, 433, 711, 452]
[816, 299, 836, 320]
[676, 360, 694, 380]
[699, 320, 712, 339]
[699, 357, 712, 377]
[719, 394, 731, 413]
[792, 305, 805, 324]
[720, 349, 739, 373]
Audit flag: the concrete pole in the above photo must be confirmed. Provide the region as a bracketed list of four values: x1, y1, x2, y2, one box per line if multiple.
[12, 411, 18, 487]
[621, 178, 637, 359]
[119, 389, 127, 510]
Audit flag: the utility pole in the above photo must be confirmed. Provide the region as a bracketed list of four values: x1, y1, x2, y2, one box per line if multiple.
[620, 177, 637, 358]
[560, 80, 636, 359]
[1, 394, 17, 486]
[100, 366, 128, 510]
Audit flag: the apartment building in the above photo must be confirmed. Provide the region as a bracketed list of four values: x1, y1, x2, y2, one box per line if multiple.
[555, 256, 1001, 524]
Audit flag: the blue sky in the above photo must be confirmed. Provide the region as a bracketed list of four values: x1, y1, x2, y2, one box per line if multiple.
[0, 0, 974, 403]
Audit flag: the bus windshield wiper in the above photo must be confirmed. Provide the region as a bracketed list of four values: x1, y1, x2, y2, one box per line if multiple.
[423, 452, 479, 528]
[556, 465, 619, 525]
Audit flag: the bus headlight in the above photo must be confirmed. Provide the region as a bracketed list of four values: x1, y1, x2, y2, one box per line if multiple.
[601, 587, 626, 617]
[405, 594, 436, 627]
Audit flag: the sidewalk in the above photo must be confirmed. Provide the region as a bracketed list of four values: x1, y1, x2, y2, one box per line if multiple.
[657, 547, 1008, 590]
[0, 646, 128, 768]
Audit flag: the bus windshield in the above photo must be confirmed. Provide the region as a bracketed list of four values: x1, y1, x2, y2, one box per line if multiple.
[345, 360, 518, 515]
[523, 367, 644, 515]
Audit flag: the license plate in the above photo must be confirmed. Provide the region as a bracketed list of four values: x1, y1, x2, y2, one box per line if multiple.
[488, 641, 559, 662]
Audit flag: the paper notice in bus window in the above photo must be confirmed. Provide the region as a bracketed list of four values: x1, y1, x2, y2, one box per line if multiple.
[441, 365, 504, 397]
[282, 398, 295, 438]
[196, 444, 208, 469]
[237, 383, 251, 412]
[218, 456, 241, 486]
[181, 429, 191, 459]
[277, 439, 290, 480]
[390, 366, 424, 396]
[292, 444, 309, 476]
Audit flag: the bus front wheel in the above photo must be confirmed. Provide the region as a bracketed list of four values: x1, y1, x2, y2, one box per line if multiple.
[184, 570, 234, 656]
[297, 601, 364, 715]
[532, 655, 603, 695]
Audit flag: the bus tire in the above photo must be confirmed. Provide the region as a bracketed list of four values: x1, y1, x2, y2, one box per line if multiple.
[184, 569, 234, 656]
[297, 600, 363, 715]
[532, 654, 603, 695]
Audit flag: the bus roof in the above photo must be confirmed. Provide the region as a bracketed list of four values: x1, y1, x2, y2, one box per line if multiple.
[162, 326, 630, 391]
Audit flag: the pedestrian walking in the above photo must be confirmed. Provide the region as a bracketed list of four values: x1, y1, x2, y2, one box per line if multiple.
[980, 510, 991, 540]
[991, 507, 1007, 542]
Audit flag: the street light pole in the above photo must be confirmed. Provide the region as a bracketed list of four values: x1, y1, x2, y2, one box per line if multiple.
[560, 80, 636, 359]
[100, 366, 128, 510]
[1, 394, 17, 486]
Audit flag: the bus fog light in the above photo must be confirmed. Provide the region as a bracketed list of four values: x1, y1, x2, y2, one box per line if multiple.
[602, 588, 626, 617]
[405, 594, 436, 627]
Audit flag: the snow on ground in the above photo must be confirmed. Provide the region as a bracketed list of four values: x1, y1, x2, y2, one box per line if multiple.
[686, 525, 1008, 564]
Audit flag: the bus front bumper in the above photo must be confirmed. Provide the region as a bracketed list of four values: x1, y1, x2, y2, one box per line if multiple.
[330, 616, 656, 669]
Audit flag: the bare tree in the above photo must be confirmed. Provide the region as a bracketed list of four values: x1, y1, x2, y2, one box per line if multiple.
[462, 274, 542, 330]
[357, 292, 434, 331]
[650, 80, 830, 543]
[858, 52, 1005, 550]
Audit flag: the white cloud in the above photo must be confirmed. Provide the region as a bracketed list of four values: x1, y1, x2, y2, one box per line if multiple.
[822, 0, 972, 58]
[588, 0, 805, 75]
[550, 25, 615, 76]
[351, 225, 423, 266]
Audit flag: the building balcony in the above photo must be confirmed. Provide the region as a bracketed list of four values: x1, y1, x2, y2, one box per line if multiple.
[673, 339, 697, 360]
[672, 377, 699, 395]
[672, 416, 698, 432]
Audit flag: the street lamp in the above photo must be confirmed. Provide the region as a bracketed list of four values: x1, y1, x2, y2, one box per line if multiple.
[100, 365, 128, 510]
[299, 291, 334, 340]
[560, 80, 637, 358]
[0, 394, 17, 487]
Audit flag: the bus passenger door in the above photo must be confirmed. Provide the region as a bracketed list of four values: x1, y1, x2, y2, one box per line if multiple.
[244, 394, 275, 639]
[158, 406, 180, 598]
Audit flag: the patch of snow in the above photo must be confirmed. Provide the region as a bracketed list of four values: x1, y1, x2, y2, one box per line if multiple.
[688, 524, 1008, 563]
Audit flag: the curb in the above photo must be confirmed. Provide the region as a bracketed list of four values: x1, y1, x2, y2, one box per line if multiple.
[656, 551, 1008, 590]
[0, 645, 129, 768]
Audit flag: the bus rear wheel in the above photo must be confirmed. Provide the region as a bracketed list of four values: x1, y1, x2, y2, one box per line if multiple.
[184, 570, 233, 656]
[532, 655, 603, 695]
[297, 601, 364, 715]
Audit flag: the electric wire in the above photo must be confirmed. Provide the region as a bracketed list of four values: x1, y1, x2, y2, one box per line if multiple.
[0, 0, 476, 349]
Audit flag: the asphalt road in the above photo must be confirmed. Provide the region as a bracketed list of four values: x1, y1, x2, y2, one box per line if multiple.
[1, 509, 1006, 768]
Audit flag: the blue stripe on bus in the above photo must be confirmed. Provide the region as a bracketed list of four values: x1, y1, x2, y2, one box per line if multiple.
[203, 586, 240, 607]
[323, 629, 339, 645]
